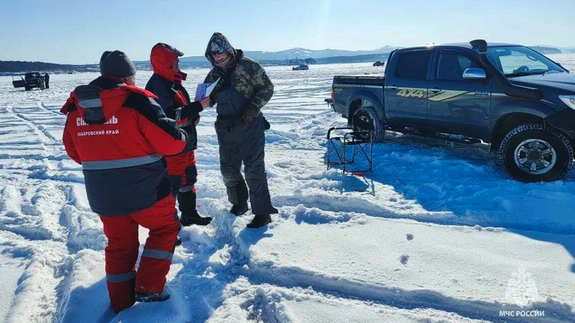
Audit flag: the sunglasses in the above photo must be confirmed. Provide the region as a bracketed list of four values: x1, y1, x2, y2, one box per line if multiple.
[211, 49, 226, 55]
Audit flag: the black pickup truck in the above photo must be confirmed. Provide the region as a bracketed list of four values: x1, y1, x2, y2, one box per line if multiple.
[12, 72, 46, 91]
[328, 40, 575, 182]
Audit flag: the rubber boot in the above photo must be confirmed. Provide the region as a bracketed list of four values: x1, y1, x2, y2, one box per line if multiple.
[228, 181, 249, 216]
[247, 214, 272, 228]
[135, 290, 171, 303]
[178, 191, 212, 226]
[230, 203, 249, 216]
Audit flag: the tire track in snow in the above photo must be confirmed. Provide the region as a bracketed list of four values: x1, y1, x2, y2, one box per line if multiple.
[0, 182, 72, 323]
[8, 104, 58, 150]
[0, 102, 92, 322]
[241, 265, 571, 323]
[0, 178, 103, 323]
[176, 189, 573, 322]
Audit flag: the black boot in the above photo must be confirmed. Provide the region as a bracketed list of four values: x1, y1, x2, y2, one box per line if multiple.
[227, 181, 249, 216]
[230, 203, 249, 216]
[178, 191, 212, 226]
[181, 210, 212, 226]
[135, 290, 171, 303]
[247, 214, 272, 228]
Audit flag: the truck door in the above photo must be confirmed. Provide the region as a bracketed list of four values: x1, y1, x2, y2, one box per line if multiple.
[384, 49, 432, 127]
[426, 50, 492, 139]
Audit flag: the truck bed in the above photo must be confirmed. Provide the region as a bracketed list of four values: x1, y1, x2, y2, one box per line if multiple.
[331, 75, 386, 119]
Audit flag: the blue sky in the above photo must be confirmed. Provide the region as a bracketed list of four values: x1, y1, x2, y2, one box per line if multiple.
[1, 0, 574, 64]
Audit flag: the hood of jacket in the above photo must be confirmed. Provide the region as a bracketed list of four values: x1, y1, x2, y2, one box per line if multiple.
[68, 77, 134, 124]
[205, 32, 242, 68]
[151, 43, 187, 83]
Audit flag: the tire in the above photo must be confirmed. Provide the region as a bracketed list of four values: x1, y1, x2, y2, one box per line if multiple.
[498, 124, 573, 182]
[352, 106, 385, 142]
[24, 86, 30, 91]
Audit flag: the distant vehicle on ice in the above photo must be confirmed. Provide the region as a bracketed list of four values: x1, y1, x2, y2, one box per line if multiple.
[12, 72, 46, 91]
[292, 64, 309, 71]
[373, 61, 385, 67]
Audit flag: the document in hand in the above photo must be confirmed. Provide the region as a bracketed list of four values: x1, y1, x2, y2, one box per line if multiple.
[194, 77, 221, 101]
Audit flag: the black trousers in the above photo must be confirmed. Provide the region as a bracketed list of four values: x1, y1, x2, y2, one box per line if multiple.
[215, 114, 275, 215]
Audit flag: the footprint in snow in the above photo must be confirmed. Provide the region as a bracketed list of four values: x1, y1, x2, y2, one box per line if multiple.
[400, 255, 409, 265]
[406, 233, 413, 241]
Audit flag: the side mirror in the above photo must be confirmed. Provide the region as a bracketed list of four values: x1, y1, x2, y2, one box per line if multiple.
[463, 68, 487, 80]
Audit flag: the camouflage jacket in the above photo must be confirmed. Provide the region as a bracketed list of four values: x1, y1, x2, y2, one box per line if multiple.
[204, 50, 274, 112]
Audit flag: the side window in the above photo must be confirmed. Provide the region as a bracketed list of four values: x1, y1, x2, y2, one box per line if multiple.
[396, 51, 432, 79]
[437, 53, 479, 81]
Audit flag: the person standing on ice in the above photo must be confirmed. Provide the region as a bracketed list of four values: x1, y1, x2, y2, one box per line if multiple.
[146, 43, 212, 226]
[61, 50, 204, 312]
[203, 32, 277, 228]
[44, 73, 50, 89]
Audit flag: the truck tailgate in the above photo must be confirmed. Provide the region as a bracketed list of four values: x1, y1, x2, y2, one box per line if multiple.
[333, 75, 385, 87]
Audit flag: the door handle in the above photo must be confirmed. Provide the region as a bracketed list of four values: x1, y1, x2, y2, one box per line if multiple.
[429, 87, 442, 94]
[387, 85, 398, 90]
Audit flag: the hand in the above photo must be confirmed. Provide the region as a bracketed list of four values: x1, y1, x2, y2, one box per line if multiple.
[238, 107, 260, 127]
[199, 97, 211, 108]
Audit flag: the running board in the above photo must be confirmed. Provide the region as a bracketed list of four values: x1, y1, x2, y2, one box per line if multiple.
[391, 127, 482, 145]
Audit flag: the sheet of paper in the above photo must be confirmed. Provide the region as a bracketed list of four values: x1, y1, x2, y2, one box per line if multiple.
[205, 77, 220, 97]
[194, 77, 220, 101]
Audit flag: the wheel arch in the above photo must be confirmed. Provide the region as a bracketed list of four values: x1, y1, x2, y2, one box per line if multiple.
[490, 112, 543, 152]
[346, 91, 384, 126]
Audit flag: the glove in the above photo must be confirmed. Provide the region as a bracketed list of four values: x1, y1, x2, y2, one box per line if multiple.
[238, 105, 260, 127]
[181, 101, 204, 120]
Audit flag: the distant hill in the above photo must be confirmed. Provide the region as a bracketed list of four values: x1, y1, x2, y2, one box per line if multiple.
[242, 46, 398, 61]
[531, 46, 562, 54]
[558, 46, 575, 53]
[133, 46, 400, 69]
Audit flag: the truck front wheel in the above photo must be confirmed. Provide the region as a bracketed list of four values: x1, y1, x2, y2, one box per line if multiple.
[498, 124, 573, 182]
[352, 106, 385, 142]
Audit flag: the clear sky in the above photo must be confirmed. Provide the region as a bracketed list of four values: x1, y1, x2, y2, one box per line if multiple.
[1, 0, 574, 64]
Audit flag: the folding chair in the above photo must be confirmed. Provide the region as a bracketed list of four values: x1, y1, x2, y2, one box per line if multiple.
[326, 127, 373, 173]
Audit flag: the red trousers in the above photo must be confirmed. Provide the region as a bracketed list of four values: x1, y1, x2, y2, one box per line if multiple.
[166, 150, 197, 195]
[166, 150, 195, 177]
[100, 195, 180, 312]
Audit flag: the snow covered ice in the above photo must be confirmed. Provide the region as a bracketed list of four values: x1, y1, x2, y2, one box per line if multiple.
[1, 56, 575, 322]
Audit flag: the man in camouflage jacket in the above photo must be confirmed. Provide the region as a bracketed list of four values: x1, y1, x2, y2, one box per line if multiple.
[204, 32, 277, 228]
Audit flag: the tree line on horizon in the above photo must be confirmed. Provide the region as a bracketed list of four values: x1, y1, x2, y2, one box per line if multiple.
[0, 60, 98, 74]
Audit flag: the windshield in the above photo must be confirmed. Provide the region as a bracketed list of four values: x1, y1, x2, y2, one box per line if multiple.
[486, 46, 566, 77]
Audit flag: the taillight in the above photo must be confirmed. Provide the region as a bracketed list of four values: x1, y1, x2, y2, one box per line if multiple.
[331, 91, 334, 100]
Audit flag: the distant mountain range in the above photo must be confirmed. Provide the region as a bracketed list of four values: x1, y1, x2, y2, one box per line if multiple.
[1, 45, 574, 73]
[132, 46, 399, 69]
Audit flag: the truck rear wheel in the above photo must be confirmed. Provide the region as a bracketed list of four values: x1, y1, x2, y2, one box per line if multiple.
[498, 124, 573, 182]
[352, 106, 385, 142]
